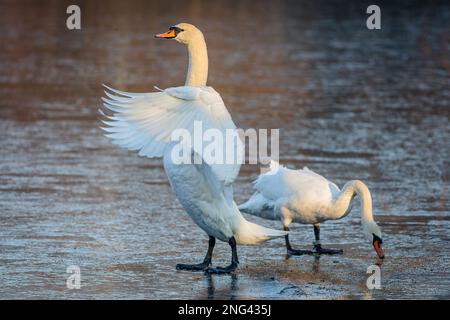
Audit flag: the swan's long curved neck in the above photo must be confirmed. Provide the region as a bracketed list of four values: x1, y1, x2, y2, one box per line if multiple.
[185, 34, 208, 87]
[331, 180, 374, 223]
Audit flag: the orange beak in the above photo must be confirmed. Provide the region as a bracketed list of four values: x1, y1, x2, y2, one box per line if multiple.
[155, 29, 176, 39]
[373, 240, 385, 259]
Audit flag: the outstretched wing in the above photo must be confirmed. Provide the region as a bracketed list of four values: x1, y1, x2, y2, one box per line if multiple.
[100, 85, 243, 185]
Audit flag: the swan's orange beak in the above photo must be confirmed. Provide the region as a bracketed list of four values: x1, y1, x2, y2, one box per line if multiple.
[373, 239, 384, 259]
[155, 29, 176, 39]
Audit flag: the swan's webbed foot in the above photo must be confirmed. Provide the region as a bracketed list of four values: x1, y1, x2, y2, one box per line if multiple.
[205, 261, 238, 274]
[287, 248, 314, 256]
[176, 262, 210, 271]
[313, 244, 343, 255]
[311, 224, 343, 255]
[284, 230, 313, 256]
[176, 236, 215, 272]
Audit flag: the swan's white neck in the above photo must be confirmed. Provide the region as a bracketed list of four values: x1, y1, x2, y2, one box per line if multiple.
[185, 33, 208, 87]
[331, 180, 374, 224]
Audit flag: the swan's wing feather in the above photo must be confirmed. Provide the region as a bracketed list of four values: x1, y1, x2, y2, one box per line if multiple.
[194, 158, 235, 205]
[301, 167, 341, 194]
[254, 166, 295, 201]
[254, 165, 336, 202]
[100, 85, 242, 186]
[165, 86, 243, 185]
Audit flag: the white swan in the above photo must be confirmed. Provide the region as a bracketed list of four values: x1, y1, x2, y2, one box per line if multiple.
[239, 160, 385, 259]
[100, 23, 286, 274]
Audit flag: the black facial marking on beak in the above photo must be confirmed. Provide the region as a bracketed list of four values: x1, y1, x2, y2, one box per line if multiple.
[155, 26, 185, 39]
[372, 234, 383, 245]
[164, 26, 184, 38]
[170, 26, 184, 34]
[372, 234, 385, 259]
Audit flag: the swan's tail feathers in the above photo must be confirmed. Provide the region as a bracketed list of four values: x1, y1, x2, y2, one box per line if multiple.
[234, 217, 287, 245]
[238, 192, 269, 215]
[238, 201, 251, 214]
[238, 192, 279, 223]
[238, 192, 260, 214]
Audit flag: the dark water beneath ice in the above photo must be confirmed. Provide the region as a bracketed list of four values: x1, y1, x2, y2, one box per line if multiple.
[0, 0, 449, 299]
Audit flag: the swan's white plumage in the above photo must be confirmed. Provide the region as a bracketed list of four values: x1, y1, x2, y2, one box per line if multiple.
[100, 84, 287, 244]
[101, 85, 241, 186]
[250, 161, 340, 217]
[163, 149, 286, 244]
[239, 160, 382, 241]
[100, 23, 287, 248]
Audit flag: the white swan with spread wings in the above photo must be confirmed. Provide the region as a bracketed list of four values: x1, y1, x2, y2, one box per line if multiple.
[100, 23, 286, 274]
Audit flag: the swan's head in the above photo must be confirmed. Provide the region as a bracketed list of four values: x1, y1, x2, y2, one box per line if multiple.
[363, 220, 384, 259]
[155, 23, 203, 45]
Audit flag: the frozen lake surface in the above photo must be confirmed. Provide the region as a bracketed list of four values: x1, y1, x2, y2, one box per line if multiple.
[0, 0, 449, 299]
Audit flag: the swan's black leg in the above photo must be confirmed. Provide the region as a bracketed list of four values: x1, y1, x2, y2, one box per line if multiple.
[176, 236, 215, 271]
[206, 237, 239, 274]
[313, 224, 343, 255]
[284, 226, 313, 256]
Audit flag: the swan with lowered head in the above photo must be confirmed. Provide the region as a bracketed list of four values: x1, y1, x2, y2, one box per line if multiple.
[239, 160, 385, 259]
[100, 23, 287, 274]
